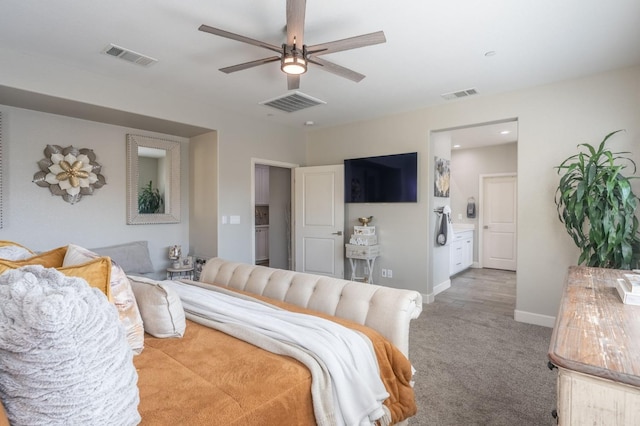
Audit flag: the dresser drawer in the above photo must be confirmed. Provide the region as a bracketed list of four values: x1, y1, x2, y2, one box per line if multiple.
[345, 244, 380, 259]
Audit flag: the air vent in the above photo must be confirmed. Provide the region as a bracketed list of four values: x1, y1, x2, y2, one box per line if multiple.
[441, 88, 479, 101]
[102, 44, 157, 67]
[259, 92, 326, 113]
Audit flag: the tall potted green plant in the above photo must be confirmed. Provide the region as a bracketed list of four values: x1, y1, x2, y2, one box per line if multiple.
[138, 180, 164, 214]
[555, 130, 640, 269]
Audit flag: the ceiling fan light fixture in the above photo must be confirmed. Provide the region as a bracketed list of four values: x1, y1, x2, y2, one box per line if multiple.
[281, 53, 307, 75]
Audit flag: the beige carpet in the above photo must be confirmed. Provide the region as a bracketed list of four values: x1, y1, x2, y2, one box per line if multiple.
[408, 296, 557, 425]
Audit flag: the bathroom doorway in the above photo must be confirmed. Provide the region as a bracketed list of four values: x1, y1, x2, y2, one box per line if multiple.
[252, 159, 297, 270]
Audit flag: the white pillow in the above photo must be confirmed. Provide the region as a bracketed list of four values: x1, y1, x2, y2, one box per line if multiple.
[127, 275, 186, 338]
[64, 244, 145, 354]
[0, 245, 33, 261]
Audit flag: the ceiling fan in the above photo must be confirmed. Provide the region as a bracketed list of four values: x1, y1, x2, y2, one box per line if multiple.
[198, 0, 386, 90]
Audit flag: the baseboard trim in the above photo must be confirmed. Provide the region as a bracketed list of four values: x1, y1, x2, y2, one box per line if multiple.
[514, 310, 556, 328]
[423, 292, 434, 304]
[433, 279, 451, 296]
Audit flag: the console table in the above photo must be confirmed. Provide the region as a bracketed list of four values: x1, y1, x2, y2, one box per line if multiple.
[548, 266, 640, 425]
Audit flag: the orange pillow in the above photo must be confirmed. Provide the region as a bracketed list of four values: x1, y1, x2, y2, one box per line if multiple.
[3, 246, 67, 268]
[0, 398, 9, 426]
[0, 257, 112, 301]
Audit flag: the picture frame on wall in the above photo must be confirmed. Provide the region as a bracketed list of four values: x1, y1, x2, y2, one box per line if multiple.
[434, 156, 450, 197]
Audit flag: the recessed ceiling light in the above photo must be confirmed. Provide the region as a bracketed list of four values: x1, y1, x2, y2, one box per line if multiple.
[453, 144, 461, 149]
[500, 130, 510, 135]
[304, 121, 315, 126]
[484, 51, 496, 57]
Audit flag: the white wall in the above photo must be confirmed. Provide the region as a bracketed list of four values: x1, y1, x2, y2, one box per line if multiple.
[0, 47, 307, 266]
[307, 65, 640, 325]
[0, 105, 189, 270]
[430, 132, 452, 299]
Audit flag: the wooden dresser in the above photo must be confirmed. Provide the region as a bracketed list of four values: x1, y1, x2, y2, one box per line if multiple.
[549, 266, 640, 425]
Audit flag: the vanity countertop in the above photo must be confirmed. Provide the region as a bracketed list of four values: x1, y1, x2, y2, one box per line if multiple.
[452, 223, 475, 233]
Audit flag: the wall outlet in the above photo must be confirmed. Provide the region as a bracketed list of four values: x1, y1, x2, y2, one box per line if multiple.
[381, 269, 387, 278]
[387, 269, 393, 278]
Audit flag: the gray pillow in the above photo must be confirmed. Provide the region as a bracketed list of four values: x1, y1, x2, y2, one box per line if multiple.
[91, 241, 155, 274]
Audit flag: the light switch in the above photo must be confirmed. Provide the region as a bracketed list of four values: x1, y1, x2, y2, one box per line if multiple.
[230, 215, 241, 224]
[222, 216, 228, 224]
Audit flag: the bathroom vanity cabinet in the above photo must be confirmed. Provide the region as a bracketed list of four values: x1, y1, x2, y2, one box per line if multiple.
[450, 229, 473, 276]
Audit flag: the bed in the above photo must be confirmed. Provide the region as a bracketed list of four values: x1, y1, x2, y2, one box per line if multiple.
[0, 242, 423, 425]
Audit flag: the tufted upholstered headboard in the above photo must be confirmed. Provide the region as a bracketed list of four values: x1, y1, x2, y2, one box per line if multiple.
[197, 258, 423, 357]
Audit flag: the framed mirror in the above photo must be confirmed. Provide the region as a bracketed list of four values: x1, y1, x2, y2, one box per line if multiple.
[126, 134, 181, 224]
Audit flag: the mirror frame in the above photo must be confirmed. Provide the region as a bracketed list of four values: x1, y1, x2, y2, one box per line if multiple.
[126, 134, 181, 225]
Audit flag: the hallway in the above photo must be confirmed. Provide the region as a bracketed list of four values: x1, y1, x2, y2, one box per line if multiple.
[436, 268, 516, 317]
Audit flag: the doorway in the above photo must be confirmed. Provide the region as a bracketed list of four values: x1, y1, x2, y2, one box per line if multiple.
[251, 159, 298, 270]
[430, 119, 518, 305]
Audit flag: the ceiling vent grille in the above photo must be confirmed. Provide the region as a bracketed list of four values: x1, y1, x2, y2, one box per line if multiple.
[259, 92, 326, 113]
[441, 88, 478, 100]
[102, 44, 157, 67]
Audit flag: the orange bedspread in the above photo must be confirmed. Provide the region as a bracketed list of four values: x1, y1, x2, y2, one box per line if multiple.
[133, 289, 417, 425]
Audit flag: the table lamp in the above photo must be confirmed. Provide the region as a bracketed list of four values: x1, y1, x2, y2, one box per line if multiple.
[169, 245, 182, 269]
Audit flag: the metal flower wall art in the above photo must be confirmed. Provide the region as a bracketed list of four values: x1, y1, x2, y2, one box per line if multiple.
[33, 145, 106, 204]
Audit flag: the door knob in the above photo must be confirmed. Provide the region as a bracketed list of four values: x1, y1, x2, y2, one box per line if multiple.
[483, 225, 489, 229]
[332, 231, 343, 236]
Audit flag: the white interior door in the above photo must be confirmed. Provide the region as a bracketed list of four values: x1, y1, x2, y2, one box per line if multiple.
[294, 165, 344, 278]
[482, 174, 517, 271]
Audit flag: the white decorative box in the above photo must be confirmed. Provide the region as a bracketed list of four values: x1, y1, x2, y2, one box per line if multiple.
[354, 225, 376, 235]
[345, 244, 380, 259]
[349, 234, 378, 246]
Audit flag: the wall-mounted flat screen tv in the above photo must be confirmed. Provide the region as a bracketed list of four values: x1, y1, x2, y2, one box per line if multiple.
[344, 152, 418, 203]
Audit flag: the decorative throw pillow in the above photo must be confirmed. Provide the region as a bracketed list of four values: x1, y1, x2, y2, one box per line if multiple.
[128, 275, 186, 338]
[0, 245, 67, 268]
[0, 240, 34, 261]
[64, 244, 144, 355]
[0, 258, 112, 300]
[0, 266, 140, 425]
[0, 399, 8, 426]
[91, 241, 155, 274]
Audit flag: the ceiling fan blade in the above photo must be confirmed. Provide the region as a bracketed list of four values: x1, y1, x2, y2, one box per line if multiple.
[311, 57, 365, 82]
[286, 0, 306, 46]
[220, 56, 281, 74]
[199, 24, 282, 54]
[308, 31, 386, 56]
[287, 74, 300, 90]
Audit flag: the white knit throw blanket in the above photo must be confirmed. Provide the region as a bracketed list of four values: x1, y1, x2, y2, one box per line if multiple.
[0, 266, 140, 426]
[168, 280, 391, 426]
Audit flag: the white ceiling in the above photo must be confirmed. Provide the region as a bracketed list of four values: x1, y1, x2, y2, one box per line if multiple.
[2, 0, 640, 136]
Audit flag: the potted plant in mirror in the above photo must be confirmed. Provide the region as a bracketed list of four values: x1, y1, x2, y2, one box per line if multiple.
[555, 130, 640, 269]
[138, 180, 164, 214]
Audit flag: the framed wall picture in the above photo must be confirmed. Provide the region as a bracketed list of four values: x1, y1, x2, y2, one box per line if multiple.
[181, 256, 194, 269]
[434, 156, 450, 197]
